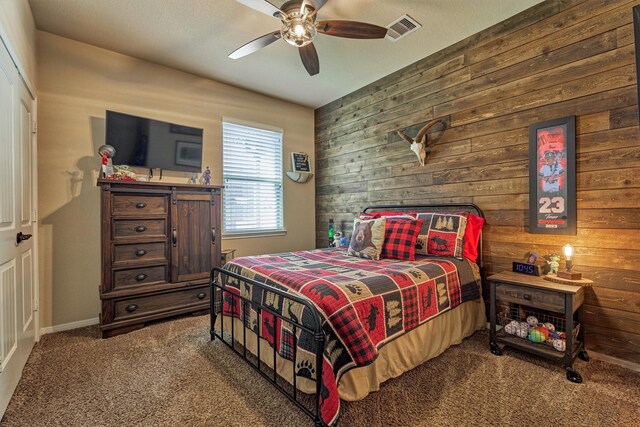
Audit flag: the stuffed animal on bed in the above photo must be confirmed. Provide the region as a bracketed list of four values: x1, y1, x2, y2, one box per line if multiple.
[332, 232, 342, 248]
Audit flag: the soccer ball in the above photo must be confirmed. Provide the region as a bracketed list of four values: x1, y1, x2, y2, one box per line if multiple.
[504, 320, 519, 335]
[516, 322, 529, 338]
[526, 316, 539, 327]
[543, 322, 555, 332]
[553, 339, 566, 352]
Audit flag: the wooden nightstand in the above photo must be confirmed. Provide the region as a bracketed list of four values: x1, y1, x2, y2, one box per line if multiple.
[488, 271, 592, 383]
[221, 249, 236, 265]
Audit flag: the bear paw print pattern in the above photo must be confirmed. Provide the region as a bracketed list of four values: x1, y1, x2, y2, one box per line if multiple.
[296, 360, 316, 380]
[344, 283, 363, 296]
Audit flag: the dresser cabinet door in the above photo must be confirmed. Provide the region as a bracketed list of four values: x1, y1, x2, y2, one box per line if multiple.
[170, 191, 220, 283]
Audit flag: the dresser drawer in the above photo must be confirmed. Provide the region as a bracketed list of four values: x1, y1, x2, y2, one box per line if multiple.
[495, 282, 565, 312]
[112, 194, 167, 216]
[113, 219, 167, 240]
[113, 265, 167, 290]
[113, 242, 168, 266]
[112, 286, 209, 321]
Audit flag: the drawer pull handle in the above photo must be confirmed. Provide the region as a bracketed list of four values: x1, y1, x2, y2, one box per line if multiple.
[135, 202, 146, 209]
[211, 228, 216, 244]
[135, 274, 148, 282]
[523, 293, 531, 301]
[135, 249, 147, 257]
[126, 304, 138, 313]
[135, 226, 147, 233]
[197, 292, 206, 300]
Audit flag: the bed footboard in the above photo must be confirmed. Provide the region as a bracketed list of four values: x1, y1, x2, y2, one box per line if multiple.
[210, 267, 326, 426]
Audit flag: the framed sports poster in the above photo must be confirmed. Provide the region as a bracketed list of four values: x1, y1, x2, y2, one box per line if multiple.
[528, 116, 576, 235]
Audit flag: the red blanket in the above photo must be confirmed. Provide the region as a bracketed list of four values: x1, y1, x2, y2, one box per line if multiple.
[217, 248, 480, 426]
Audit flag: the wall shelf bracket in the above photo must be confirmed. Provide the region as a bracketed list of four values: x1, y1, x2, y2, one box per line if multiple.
[286, 171, 313, 183]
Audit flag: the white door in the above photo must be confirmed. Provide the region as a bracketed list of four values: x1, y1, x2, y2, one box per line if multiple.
[0, 39, 36, 416]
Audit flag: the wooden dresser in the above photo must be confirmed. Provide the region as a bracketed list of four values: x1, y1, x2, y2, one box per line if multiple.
[98, 179, 222, 337]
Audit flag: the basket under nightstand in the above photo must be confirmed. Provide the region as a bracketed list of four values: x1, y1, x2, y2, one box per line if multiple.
[488, 271, 591, 383]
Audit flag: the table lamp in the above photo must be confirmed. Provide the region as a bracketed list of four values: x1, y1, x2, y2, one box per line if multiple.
[557, 243, 582, 280]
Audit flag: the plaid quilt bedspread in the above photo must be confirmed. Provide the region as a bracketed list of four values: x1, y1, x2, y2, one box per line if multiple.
[216, 248, 481, 426]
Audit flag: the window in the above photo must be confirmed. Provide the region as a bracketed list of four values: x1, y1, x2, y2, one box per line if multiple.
[222, 120, 284, 236]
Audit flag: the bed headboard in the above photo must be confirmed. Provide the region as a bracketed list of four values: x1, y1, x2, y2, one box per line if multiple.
[362, 203, 485, 268]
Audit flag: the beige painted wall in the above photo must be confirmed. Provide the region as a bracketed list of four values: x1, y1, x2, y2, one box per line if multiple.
[0, 0, 36, 85]
[36, 31, 315, 328]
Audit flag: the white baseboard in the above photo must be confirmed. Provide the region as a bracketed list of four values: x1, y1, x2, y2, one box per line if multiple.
[39, 317, 99, 336]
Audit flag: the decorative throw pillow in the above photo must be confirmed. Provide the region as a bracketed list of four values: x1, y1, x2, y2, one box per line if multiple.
[463, 214, 485, 263]
[380, 218, 424, 261]
[415, 212, 468, 259]
[358, 212, 377, 220]
[347, 217, 386, 260]
[358, 211, 416, 220]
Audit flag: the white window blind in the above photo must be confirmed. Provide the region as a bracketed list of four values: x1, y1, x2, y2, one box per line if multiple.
[222, 121, 284, 235]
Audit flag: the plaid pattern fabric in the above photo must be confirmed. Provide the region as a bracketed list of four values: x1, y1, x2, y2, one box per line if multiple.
[380, 218, 424, 261]
[216, 248, 480, 427]
[415, 212, 468, 259]
[279, 327, 295, 361]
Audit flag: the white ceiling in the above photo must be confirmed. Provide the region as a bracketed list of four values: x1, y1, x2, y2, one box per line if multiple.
[28, 0, 543, 108]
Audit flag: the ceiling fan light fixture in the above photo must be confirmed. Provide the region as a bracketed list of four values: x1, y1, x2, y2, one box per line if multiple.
[281, 17, 316, 47]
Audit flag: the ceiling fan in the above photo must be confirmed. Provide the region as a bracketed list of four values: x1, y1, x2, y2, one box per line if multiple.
[229, 0, 388, 76]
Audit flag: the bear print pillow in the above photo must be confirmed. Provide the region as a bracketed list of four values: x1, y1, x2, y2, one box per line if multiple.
[347, 217, 386, 260]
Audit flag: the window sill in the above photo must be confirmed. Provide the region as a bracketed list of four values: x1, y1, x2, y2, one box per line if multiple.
[222, 230, 287, 240]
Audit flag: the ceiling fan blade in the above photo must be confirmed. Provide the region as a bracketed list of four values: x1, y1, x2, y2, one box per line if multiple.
[234, 0, 282, 18]
[316, 20, 388, 39]
[229, 31, 281, 59]
[299, 43, 319, 76]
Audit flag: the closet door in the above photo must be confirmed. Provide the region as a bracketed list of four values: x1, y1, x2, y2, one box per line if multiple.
[0, 42, 36, 416]
[170, 190, 220, 283]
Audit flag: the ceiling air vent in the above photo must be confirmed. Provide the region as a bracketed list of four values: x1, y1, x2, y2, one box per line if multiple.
[386, 14, 421, 42]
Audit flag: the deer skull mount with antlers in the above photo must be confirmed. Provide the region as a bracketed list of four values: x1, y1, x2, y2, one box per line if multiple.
[397, 119, 445, 166]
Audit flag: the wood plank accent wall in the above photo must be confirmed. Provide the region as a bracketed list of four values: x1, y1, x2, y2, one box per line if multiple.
[314, 0, 640, 364]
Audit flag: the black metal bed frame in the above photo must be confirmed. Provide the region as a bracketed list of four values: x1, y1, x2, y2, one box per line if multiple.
[210, 203, 485, 426]
[210, 267, 326, 425]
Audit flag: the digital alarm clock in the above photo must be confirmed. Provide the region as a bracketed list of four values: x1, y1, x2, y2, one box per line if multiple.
[512, 261, 542, 276]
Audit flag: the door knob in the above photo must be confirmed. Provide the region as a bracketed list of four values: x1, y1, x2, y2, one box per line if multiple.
[16, 232, 33, 245]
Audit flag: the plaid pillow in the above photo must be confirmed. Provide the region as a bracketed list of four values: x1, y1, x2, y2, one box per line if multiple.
[380, 218, 424, 261]
[415, 212, 468, 259]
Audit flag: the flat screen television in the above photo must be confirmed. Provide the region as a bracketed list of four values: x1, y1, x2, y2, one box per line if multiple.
[105, 110, 203, 173]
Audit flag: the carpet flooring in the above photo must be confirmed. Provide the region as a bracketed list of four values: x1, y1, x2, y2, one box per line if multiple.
[1, 314, 639, 427]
